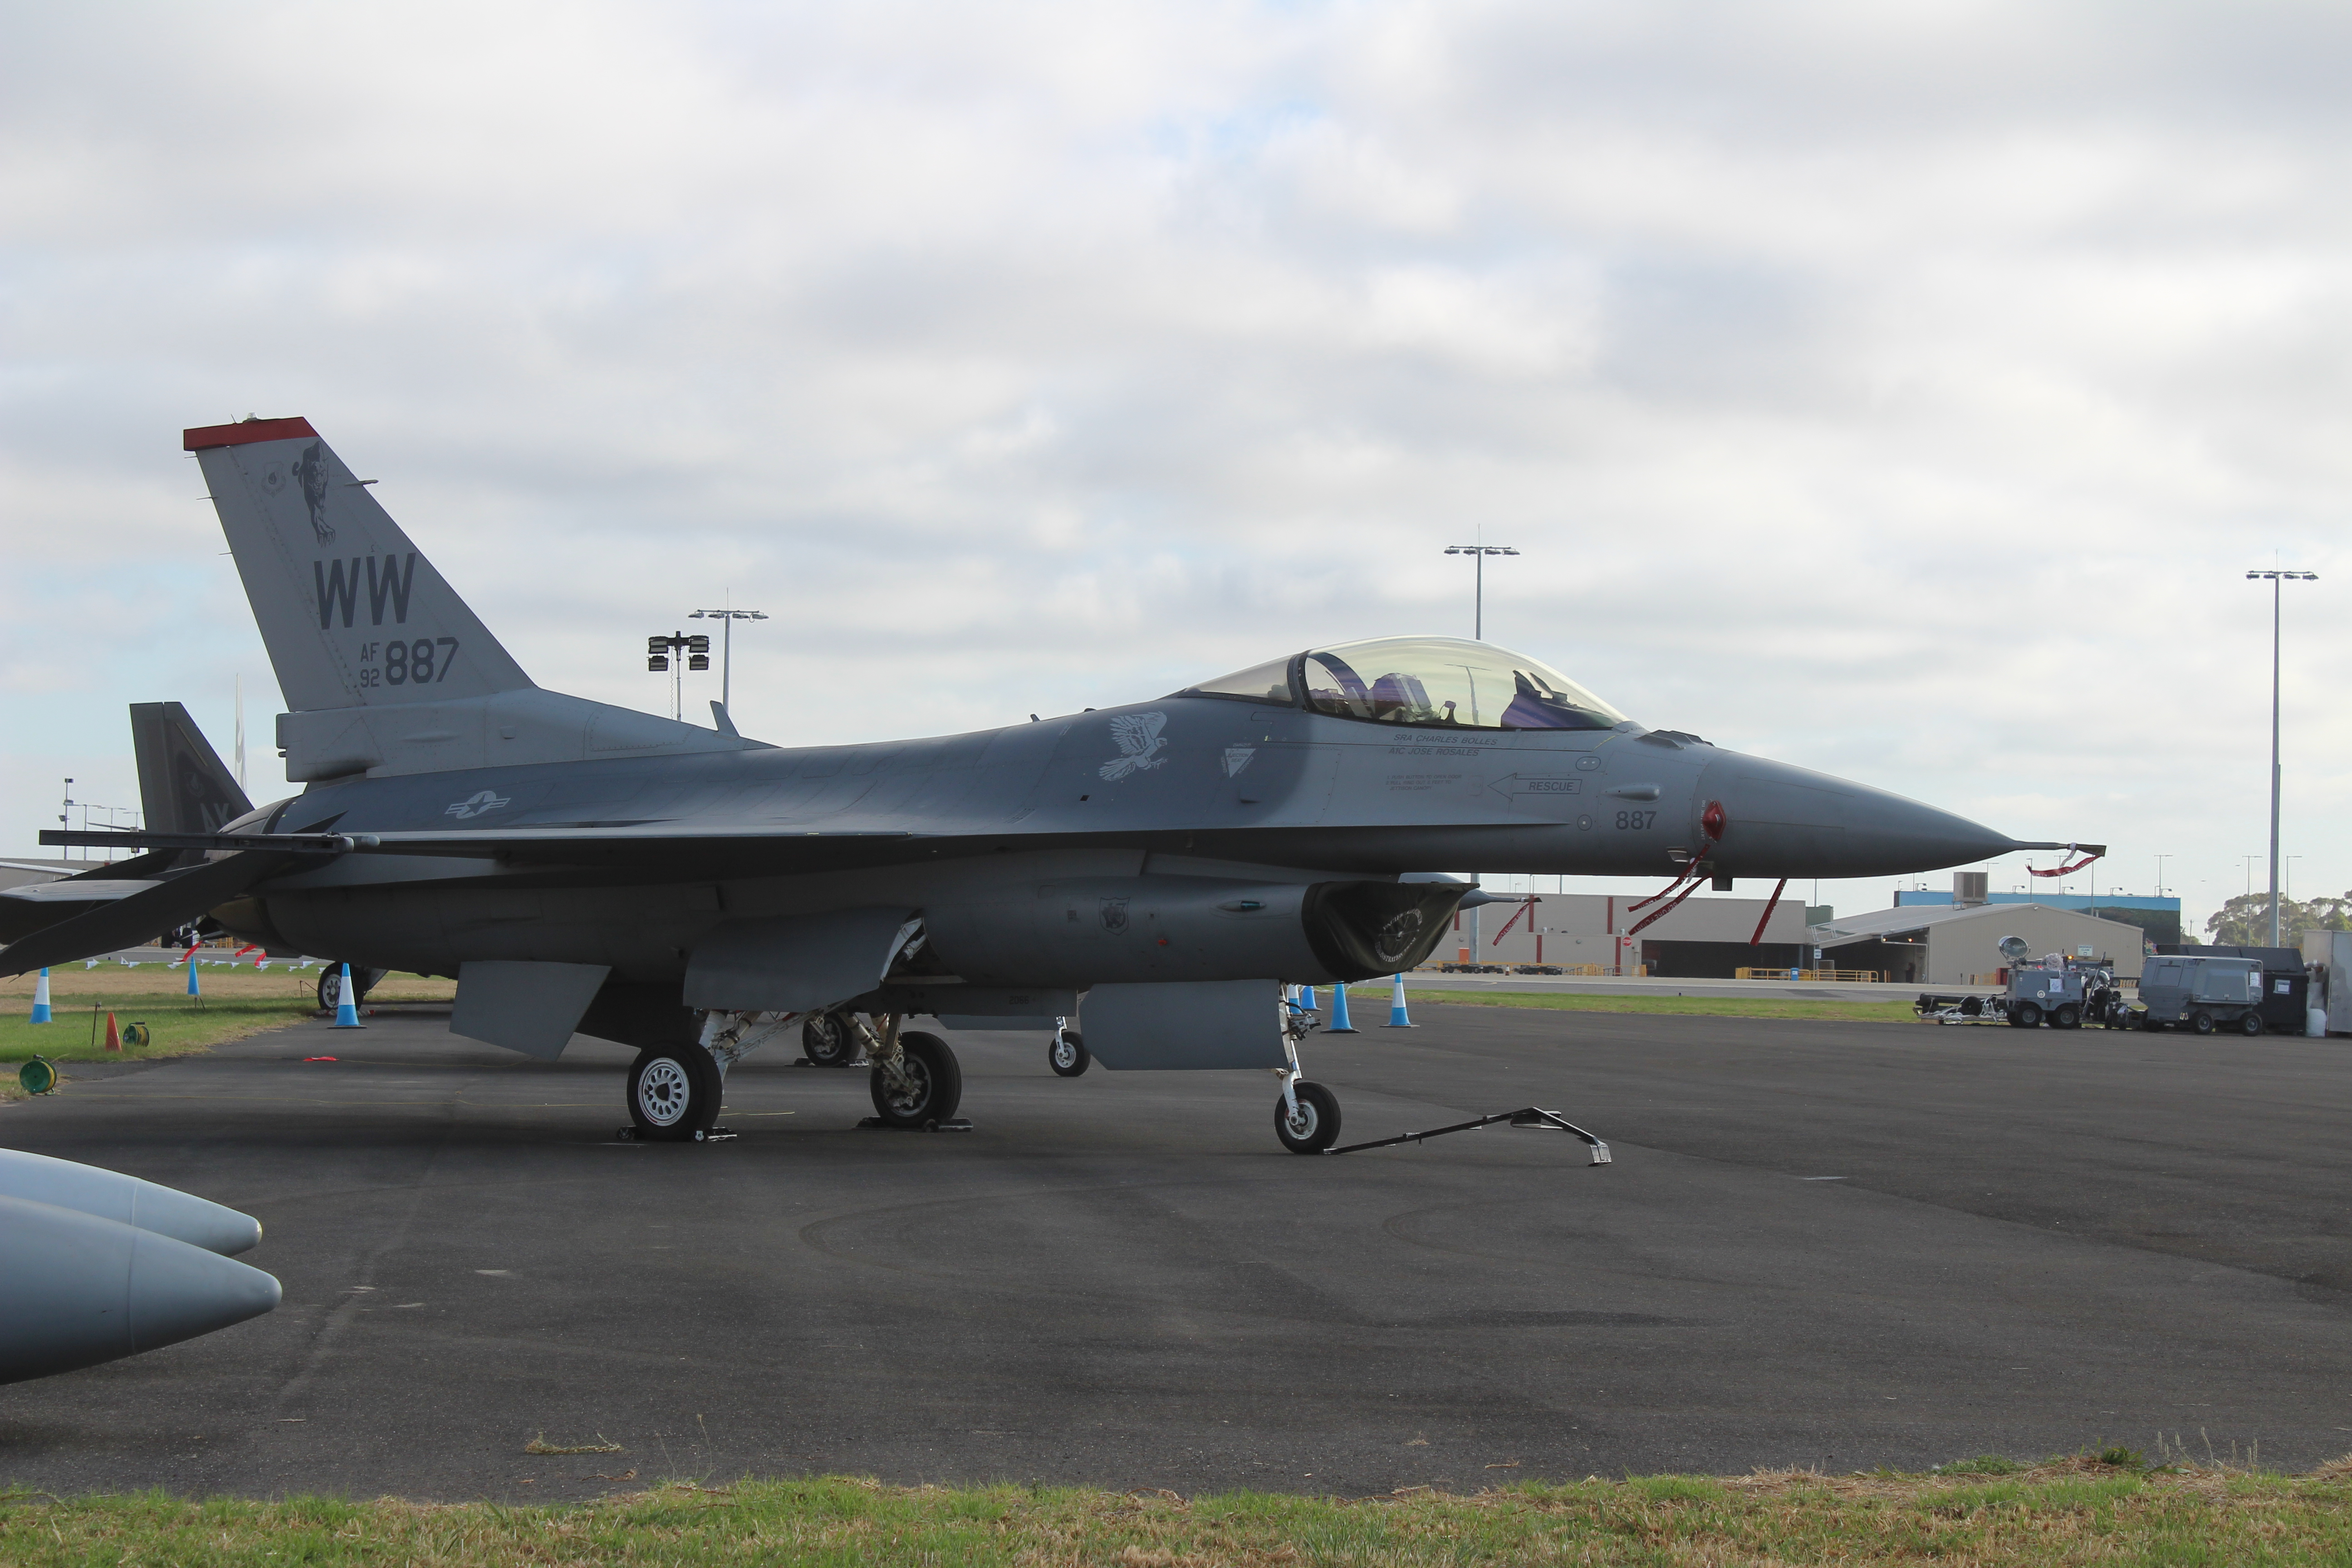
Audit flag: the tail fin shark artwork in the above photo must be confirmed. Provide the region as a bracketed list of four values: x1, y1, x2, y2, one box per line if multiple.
[15, 417, 2101, 1152]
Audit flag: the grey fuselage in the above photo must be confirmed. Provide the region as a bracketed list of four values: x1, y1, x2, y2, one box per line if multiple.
[224, 690, 2020, 993]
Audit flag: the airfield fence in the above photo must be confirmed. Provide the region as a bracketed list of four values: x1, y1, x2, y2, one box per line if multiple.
[1734, 967, 1883, 983]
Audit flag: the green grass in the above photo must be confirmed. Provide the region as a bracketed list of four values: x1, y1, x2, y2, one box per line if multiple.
[1406, 988, 1920, 1024]
[0, 995, 316, 1064]
[0, 965, 454, 1067]
[5, 1459, 2351, 1565]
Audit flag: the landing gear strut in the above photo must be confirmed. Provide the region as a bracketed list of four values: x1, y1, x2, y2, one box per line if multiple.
[1273, 995, 1340, 1154]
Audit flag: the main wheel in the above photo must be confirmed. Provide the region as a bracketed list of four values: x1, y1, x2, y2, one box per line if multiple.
[2053, 1004, 2080, 1029]
[315, 965, 387, 1011]
[2191, 1011, 2215, 1035]
[2014, 1002, 2043, 1029]
[1048, 1030, 1091, 1077]
[1275, 1081, 1342, 1154]
[627, 1041, 723, 1142]
[803, 1011, 859, 1068]
[869, 1031, 962, 1127]
[2239, 1012, 2265, 1037]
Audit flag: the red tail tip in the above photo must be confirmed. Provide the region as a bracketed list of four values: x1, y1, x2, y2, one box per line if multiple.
[185, 416, 318, 450]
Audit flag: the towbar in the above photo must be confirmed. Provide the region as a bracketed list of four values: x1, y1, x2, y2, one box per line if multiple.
[1324, 1106, 1612, 1164]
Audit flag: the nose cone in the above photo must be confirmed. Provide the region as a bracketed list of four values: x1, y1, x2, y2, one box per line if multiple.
[0, 1148, 263, 1255]
[1699, 752, 2019, 879]
[0, 1196, 279, 1384]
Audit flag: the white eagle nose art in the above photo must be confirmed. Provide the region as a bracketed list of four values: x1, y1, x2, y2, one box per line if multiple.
[1099, 712, 1169, 780]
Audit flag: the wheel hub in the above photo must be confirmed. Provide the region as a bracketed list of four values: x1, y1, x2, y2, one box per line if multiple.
[637, 1058, 691, 1126]
[881, 1058, 931, 1115]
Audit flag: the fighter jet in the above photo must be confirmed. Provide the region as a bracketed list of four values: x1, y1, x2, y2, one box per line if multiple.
[10, 417, 2091, 1152]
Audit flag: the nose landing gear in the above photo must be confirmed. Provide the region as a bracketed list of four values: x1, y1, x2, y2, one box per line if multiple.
[1048, 1019, 1090, 1077]
[1276, 1079, 1342, 1153]
[1273, 993, 1341, 1153]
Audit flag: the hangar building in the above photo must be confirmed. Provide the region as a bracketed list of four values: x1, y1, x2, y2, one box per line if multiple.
[1809, 901, 2149, 985]
[1448, 892, 1810, 978]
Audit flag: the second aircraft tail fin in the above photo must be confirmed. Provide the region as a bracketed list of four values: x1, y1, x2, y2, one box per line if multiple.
[129, 702, 254, 833]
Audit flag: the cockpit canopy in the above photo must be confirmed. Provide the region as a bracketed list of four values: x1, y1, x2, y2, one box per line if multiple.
[1180, 636, 1629, 732]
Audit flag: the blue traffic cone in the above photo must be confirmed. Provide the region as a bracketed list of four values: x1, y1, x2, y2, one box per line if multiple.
[186, 957, 201, 997]
[30, 968, 51, 1024]
[1325, 980, 1357, 1033]
[1383, 972, 1416, 1028]
[330, 963, 365, 1029]
[1299, 984, 1318, 1010]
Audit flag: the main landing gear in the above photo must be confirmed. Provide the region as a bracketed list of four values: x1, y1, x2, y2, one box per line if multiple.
[801, 1011, 861, 1068]
[625, 1039, 724, 1142]
[315, 965, 387, 1012]
[617, 1010, 967, 1142]
[867, 1020, 962, 1128]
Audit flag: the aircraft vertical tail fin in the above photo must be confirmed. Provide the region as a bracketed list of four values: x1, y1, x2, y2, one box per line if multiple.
[186, 419, 536, 713]
[186, 418, 760, 782]
[128, 702, 255, 833]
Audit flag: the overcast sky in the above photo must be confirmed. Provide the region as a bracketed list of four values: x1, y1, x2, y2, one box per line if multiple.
[4, 0, 2346, 936]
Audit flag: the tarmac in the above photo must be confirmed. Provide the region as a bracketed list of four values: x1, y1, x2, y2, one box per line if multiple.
[2, 999, 2348, 1500]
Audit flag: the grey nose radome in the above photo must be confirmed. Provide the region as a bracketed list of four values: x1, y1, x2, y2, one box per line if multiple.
[1696, 753, 2019, 879]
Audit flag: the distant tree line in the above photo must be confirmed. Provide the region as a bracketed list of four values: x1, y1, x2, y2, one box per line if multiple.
[2205, 892, 2352, 946]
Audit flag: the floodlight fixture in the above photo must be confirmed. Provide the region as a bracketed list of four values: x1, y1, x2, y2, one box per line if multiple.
[1442, 544, 1521, 640]
[689, 607, 769, 711]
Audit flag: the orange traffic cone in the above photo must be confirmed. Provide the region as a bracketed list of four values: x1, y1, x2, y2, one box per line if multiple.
[103, 1012, 121, 1052]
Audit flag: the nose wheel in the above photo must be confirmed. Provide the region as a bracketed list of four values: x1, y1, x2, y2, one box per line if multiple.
[1275, 1080, 1342, 1154]
[1048, 1025, 1090, 1077]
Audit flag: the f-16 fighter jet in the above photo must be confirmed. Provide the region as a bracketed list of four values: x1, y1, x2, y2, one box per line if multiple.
[9, 418, 2091, 1152]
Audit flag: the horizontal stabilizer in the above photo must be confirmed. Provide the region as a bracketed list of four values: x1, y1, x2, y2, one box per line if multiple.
[0, 853, 296, 977]
[44, 829, 356, 856]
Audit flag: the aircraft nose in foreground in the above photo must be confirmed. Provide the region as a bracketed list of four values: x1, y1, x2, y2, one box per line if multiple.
[1696, 751, 2024, 880]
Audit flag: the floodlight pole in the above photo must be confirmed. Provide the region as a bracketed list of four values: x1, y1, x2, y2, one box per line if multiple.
[689, 607, 769, 714]
[645, 630, 712, 721]
[2248, 568, 2318, 948]
[1443, 544, 1519, 640]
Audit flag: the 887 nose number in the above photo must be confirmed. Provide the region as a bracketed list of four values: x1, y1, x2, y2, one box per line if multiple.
[1614, 810, 1658, 830]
